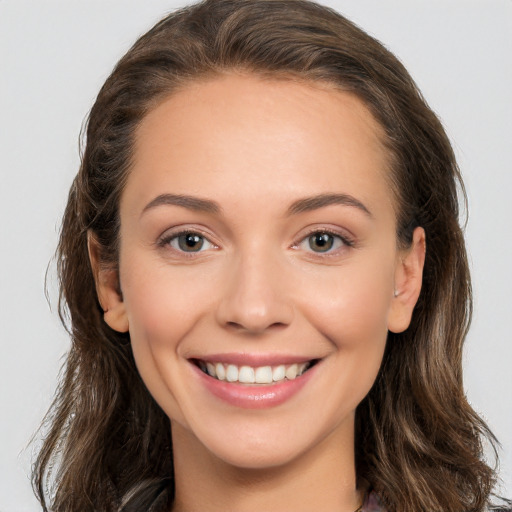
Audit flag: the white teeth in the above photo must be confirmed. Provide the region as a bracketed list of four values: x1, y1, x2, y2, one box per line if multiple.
[238, 366, 255, 383]
[272, 365, 286, 382]
[226, 364, 239, 382]
[285, 364, 298, 380]
[255, 366, 273, 384]
[215, 362, 226, 381]
[206, 362, 216, 377]
[199, 360, 313, 384]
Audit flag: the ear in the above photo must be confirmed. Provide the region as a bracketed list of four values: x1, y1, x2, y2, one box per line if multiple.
[87, 231, 129, 333]
[387, 227, 426, 334]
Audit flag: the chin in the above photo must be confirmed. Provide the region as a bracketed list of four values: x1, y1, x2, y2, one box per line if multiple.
[173, 406, 354, 474]
[211, 434, 309, 470]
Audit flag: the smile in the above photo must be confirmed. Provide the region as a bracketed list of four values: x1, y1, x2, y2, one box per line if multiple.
[195, 360, 317, 385]
[190, 356, 321, 409]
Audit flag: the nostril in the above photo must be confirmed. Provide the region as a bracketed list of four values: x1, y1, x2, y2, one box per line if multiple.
[216, 290, 294, 333]
[268, 322, 288, 330]
[226, 321, 288, 333]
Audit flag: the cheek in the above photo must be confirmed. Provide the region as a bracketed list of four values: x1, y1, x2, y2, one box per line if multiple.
[122, 258, 215, 346]
[301, 255, 394, 332]
[297, 255, 394, 381]
[119, 258, 217, 414]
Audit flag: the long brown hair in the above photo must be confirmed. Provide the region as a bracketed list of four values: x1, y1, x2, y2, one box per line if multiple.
[34, 1, 500, 510]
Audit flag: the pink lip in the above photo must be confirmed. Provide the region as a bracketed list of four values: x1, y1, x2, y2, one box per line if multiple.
[189, 352, 315, 366]
[189, 359, 319, 409]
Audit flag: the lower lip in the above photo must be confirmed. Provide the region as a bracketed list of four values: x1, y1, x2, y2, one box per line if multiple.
[190, 362, 318, 409]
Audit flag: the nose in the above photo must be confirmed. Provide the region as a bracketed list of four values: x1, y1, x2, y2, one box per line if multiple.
[215, 251, 294, 335]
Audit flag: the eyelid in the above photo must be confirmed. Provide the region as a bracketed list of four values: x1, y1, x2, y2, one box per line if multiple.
[292, 226, 355, 254]
[157, 226, 219, 253]
[156, 225, 355, 256]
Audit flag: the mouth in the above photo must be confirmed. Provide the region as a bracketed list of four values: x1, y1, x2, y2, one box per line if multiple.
[191, 358, 320, 385]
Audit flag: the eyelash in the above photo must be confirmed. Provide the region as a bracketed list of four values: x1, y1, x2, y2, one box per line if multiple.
[292, 228, 355, 256]
[157, 228, 355, 257]
[158, 229, 218, 256]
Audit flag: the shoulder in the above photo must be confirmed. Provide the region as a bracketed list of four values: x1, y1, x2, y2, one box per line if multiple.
[363, 493, 512, 512]
[363, 491, 386, 512]
[489, 499, 512, 512]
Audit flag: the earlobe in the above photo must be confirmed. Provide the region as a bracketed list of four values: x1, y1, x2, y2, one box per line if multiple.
[388, 227, 426, 334]
[87, 232, 129, 333]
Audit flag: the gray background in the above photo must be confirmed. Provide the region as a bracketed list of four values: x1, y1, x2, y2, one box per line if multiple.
[1, 1, 510, 510]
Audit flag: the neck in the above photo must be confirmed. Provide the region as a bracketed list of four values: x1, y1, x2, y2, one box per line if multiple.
[170, 420, 362, 512]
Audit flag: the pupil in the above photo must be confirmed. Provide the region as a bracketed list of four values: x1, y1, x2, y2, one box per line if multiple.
[179, 233, 203, 252]
[310, 233, 333, 252]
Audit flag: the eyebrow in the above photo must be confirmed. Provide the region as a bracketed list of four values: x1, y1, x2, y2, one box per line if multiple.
[141, 193, 221, 216]
[141, 192, 371, 218]
[287, 193, 372, 217]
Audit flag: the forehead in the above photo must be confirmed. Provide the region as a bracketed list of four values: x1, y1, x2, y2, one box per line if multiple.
[125, 73, 395, 223]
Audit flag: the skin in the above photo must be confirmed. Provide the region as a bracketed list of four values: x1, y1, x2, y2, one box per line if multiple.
[91, 74, 425, 512]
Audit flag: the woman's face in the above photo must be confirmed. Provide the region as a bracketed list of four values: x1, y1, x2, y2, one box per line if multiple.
[97, 74, 424, 469]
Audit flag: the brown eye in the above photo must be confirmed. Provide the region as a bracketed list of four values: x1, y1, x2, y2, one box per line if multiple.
[178, 233, 204, 252]
[295, 231, 350, 254]
[166, 232, 214, 253]
[308, 232, 335, 252]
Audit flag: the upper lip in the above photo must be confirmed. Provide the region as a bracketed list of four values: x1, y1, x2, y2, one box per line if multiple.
[188, 353, 320, 366]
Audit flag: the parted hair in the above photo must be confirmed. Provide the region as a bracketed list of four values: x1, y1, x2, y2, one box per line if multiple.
[33, 1, 501, 511]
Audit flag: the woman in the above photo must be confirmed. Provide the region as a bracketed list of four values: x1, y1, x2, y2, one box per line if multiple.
[33, 1, 508, 511]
